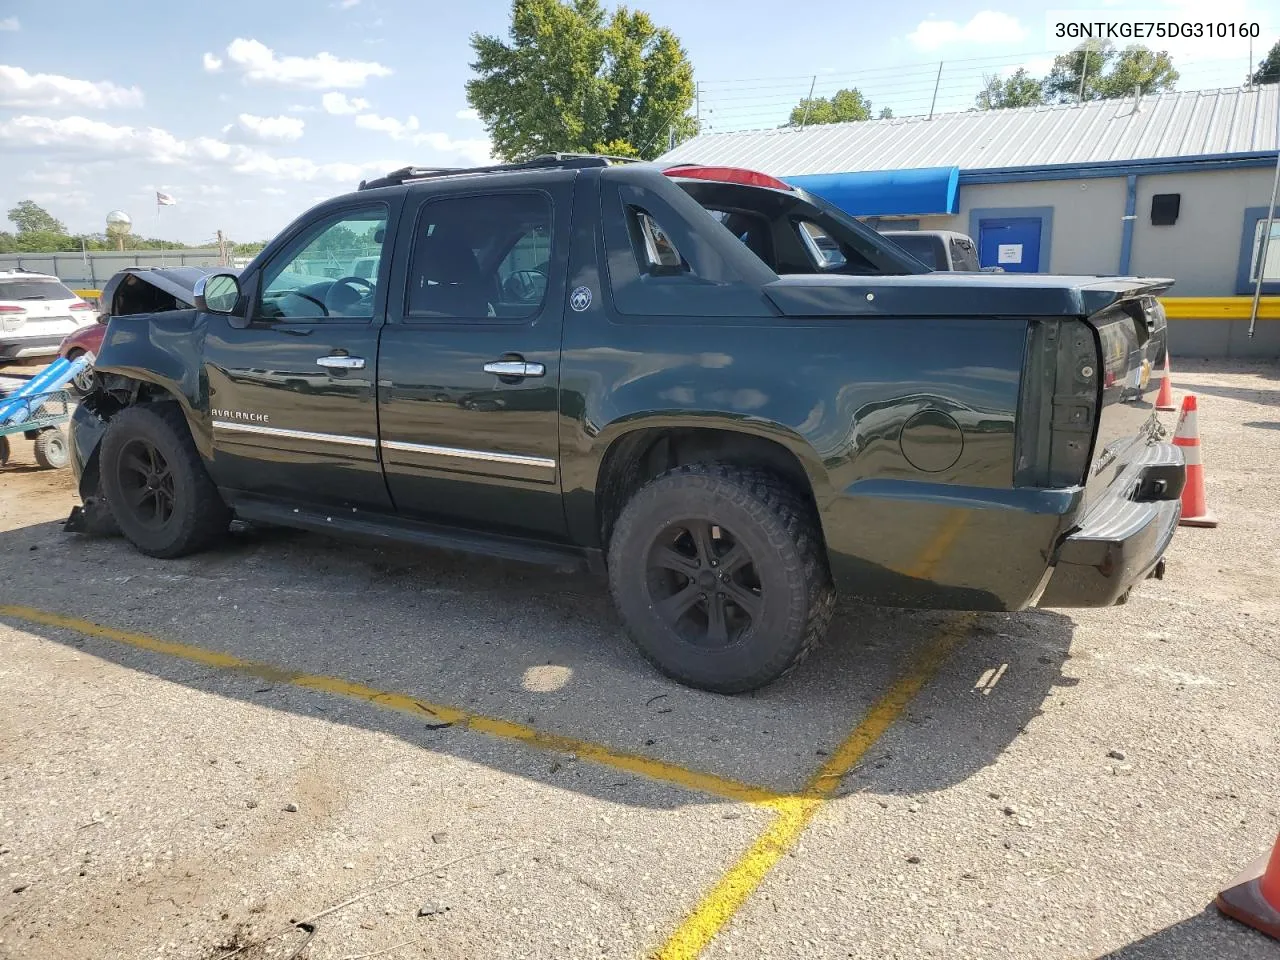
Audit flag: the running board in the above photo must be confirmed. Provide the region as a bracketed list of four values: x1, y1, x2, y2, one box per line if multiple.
[230, 497, 591, 573]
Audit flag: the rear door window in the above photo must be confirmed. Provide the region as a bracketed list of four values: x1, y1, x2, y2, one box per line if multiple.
[405, 192, 552, 321]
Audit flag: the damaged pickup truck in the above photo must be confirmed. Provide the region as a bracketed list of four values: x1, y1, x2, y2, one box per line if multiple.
[68, 156, 1183, 692]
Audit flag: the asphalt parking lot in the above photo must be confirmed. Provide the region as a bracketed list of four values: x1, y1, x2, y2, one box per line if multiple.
[1, 359, 1277, 960]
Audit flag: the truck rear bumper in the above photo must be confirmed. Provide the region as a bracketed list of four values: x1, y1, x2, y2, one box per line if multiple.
[1037, 441, 1184, 608]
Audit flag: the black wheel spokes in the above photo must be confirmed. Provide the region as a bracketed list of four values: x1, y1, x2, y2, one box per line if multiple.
[647, 521, 763, 648]
[118, 440, 175, 528]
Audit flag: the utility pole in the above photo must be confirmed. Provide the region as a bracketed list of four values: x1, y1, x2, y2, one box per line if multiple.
[928, 62, 943, 120]
[217, 229, 228, 267]
[1078, 49, 1089, 103]
[1248, 139, 1280, 339]
[799, 76, 816, 129]
[694, 81, 701, 133]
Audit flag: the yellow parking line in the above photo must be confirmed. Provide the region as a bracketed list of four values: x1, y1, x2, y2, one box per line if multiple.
[654, 612, 976, 959]
[0, 604, 781, 805]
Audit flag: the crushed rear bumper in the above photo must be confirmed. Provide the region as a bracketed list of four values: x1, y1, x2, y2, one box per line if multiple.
[1037, 441, 1184, 607]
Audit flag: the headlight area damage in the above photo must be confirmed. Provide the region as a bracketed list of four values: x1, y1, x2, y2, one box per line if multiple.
[64, 265, 231, 539]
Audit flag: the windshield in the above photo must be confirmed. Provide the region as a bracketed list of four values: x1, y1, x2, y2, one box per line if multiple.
[0, 279, 77, 301]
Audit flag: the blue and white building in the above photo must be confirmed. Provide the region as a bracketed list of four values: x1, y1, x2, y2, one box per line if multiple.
[660, 85, 1280, 356]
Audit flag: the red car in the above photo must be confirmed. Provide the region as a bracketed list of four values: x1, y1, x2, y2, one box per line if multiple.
[58, 266, 221, 394]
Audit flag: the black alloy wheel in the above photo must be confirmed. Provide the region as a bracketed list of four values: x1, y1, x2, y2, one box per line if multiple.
[645, 519, 762, 647]
[114, 436, 177, 529]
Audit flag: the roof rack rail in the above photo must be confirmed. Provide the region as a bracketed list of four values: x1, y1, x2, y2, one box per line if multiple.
[357, 153, 640, 190]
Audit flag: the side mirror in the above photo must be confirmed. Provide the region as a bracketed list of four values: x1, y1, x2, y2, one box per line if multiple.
[194, 273, 241, 315]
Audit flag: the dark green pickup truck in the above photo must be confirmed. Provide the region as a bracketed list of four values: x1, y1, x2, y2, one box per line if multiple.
[68, 155, 1184, 692]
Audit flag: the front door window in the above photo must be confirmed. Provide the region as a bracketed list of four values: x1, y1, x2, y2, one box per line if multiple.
[260, 206, 388, 320]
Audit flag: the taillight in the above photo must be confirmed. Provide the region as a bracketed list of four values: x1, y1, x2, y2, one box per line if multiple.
[1015, 318, 1098, 488]
[0, 305, 26, 314]
[70, 301, 93, 311]
[663, 165, 794, 191]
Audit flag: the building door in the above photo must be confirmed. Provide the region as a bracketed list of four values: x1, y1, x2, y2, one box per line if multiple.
[978, 217, 1042, 273]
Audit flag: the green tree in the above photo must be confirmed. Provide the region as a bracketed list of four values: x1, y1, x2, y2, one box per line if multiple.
[878, 106, 894, 119]
[1044, 41, 1115, 101]
[788, 87, 873, 126]
[8, 200, 67, 236]
[466, 0, 695, 161]
[1098, 46, 1178, 97]
[975, 68, 1044, 110]
[1044, 42, 1177, 103]
[1252, 39, 1280, 84]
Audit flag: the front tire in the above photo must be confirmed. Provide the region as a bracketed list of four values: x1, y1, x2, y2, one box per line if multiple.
[607, 464, 834, 693]
[99, 404, 230, 558]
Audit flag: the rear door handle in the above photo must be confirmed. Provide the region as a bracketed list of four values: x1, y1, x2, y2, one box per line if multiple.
[483, 360, 545, 378]
[316, 355, 366, 370]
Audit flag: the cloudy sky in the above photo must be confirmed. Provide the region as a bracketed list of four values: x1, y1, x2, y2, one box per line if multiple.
[1, 0, 1274, 244]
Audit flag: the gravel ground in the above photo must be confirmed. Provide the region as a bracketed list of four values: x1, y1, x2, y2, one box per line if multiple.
[0, 359, 1277, 959]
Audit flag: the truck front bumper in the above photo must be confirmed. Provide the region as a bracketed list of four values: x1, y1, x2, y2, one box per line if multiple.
[1037, 441, 1184, 607]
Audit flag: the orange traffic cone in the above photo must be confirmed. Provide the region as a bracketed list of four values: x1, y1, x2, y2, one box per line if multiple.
[1173, 394, 1217, 527]
[1216, 833, 1280, 940]
[1155, 352, 1176, 412]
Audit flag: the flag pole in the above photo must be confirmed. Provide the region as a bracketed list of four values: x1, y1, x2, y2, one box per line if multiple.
[157, 195, 164, 266]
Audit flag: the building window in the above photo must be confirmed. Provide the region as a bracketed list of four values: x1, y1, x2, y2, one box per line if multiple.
[1235, 207, 1280, 295]
[1249, 220, 1280, 283]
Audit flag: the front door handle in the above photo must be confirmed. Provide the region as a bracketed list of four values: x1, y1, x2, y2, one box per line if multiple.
[483, 360, 545, 378]
[316, 355, 366, 370]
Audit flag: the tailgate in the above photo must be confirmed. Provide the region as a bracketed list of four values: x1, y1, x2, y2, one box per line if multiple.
[1082, 292, 1169, 508]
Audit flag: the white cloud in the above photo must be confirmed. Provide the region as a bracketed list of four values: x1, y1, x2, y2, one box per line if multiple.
[355, 111, 419, 139]
[288, 103, 318, 113]
[219, 37, 391, 89]
[322, 91, 370, 115]
[262, 187, 289, 195]
[0, 65, 143, 109]
[225, 113, 306, 143]
[455, 107, 480, 122]
[908, 11, 1027, 51]
[0, 17, 19, 30]
[410, 133, 493, 166]
[353, 112, 492, 164]
[1, 113, 483, 193]
[202, 52, 223, 72]
[22, 168, 78, 186]
[335, 0, 361, 7]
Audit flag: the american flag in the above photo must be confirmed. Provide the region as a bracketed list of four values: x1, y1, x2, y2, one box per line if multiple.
[156, 191, 176, 206]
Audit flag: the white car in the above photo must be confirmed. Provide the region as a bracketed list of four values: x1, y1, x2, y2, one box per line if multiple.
[0, 270, 98, 363]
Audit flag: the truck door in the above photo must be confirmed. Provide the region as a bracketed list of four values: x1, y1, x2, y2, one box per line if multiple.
[202, 201, 395, 511]
[377, 173, 573, 538]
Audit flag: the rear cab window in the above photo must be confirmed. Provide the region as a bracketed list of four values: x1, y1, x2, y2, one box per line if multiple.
[669, 176, 926, 278]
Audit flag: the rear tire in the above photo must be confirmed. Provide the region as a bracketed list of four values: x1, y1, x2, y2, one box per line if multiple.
[0, 435, 9, 466]
[607, 463, 834, 693]
[100, 403, 230, 558]
[33, 427, 69, 469]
